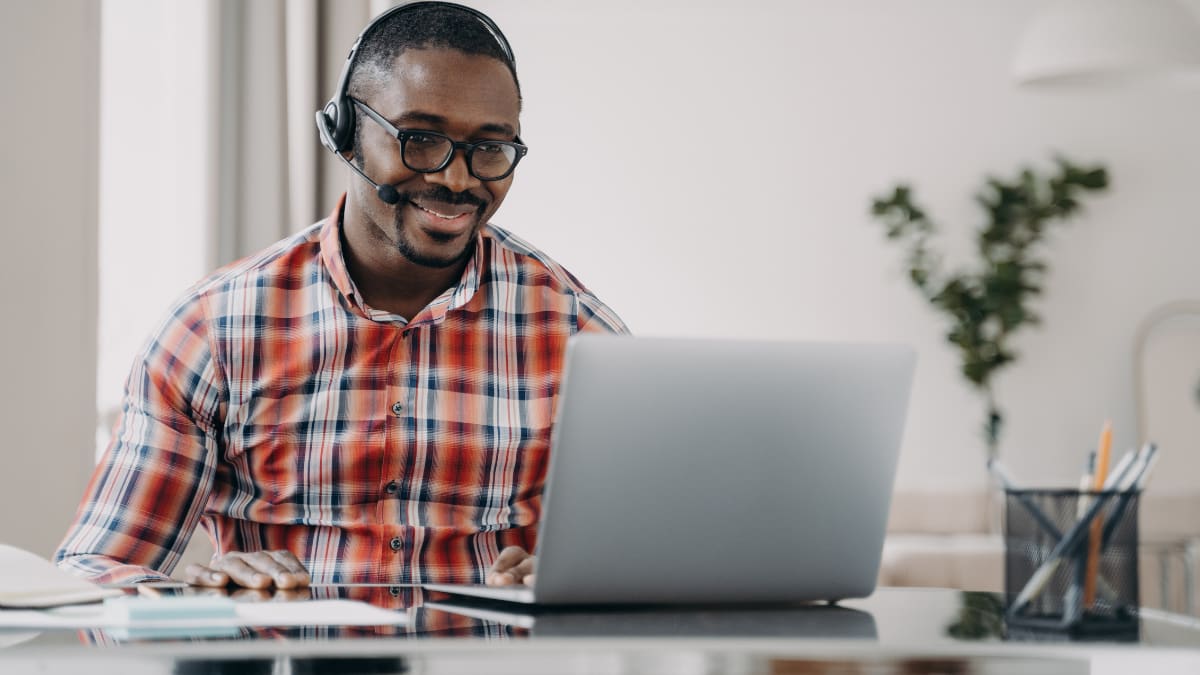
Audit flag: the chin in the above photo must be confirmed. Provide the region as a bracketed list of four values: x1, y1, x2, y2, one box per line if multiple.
[392, 207, 482, 269]
[396, 233, 477, 269]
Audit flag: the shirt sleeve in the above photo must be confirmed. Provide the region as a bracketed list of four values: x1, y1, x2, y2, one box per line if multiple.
[575, 292, 631, 336]
[55, 292, 225, 584]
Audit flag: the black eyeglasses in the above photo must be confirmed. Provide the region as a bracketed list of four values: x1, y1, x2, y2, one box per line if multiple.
[352, 98, 528, 181]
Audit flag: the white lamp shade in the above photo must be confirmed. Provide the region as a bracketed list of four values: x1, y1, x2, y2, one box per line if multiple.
[1013, 0, 1200, 85]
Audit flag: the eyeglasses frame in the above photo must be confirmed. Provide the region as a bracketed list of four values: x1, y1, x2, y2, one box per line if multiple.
[351, 97, 528, 181]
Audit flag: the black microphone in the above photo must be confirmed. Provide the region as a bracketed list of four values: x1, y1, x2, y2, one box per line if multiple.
[334, 151, 400, 205]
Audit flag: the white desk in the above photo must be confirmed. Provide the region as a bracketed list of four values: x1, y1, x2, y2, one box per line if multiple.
[1, 587, 1198, 674]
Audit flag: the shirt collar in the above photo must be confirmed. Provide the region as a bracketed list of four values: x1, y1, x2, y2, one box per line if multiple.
[318, 193, 486, 325]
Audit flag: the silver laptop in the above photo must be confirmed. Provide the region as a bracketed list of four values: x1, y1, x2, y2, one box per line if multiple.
[424, 335, 915, 605]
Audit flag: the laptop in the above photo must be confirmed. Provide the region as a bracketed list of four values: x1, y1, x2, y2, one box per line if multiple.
[424, 335, 916, 606]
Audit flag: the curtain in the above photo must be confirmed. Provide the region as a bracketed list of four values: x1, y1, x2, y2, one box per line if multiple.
[210, 0, 395, 266]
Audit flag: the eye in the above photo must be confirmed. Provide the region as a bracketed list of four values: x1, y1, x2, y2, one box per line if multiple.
[475, 142, 507, 155]
[405, 133, 443, 147]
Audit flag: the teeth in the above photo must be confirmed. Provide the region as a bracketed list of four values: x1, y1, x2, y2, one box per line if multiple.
[417, 204, 463, 220]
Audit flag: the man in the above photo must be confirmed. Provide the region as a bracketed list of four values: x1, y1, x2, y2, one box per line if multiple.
[55, 2, 626, 590]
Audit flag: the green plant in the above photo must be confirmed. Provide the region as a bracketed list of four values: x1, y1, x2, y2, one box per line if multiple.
[870, 158, 1108, 462]
[945, 591, 1006, 640]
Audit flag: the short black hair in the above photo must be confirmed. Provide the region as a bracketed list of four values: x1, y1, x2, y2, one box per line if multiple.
[347, 4, 521, 165]
[346, 4, 521, 103]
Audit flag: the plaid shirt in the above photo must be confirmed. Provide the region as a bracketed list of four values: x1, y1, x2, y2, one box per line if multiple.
[56, 196, 627, 584]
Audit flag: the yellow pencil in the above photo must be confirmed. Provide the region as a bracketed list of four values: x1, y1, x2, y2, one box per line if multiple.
[1083, 421, 1112, 607]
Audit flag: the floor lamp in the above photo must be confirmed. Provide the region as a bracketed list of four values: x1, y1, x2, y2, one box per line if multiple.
[1011, 0, 1200, 617]
[1012, 0, 1200, 86]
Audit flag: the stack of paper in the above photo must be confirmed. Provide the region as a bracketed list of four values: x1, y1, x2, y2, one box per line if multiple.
[0, 598, 409, 631]
[0, 544, 122, 608]
[0, 545, 410, 636]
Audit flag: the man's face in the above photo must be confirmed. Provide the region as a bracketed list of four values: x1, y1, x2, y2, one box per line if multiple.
[353, 48, 521, 268]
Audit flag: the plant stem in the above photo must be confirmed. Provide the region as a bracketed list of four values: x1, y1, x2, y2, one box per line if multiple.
[984, 387, 1002, 463]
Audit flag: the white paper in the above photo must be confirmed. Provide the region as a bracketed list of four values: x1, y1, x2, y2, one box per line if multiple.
[0, 544, 123, 608]
[0, 599, 407, 630]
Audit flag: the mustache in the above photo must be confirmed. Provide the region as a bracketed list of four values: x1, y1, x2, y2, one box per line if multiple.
[398, 185, 486, 209]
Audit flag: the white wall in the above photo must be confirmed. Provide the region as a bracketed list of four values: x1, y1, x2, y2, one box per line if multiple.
[468, 0, 1200, 494]
[0, 1, 99, 556]
[6, 1, 1200, 562]
[96, 0, 210, 455]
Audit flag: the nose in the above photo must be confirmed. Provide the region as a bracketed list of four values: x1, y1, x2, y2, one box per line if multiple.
[424, 147, 481, 193]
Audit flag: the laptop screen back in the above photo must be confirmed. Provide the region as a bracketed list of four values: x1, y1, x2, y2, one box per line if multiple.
[532, 335, 916, 604]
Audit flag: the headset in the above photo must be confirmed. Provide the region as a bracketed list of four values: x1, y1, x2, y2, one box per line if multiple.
[315, 1, 515, 156]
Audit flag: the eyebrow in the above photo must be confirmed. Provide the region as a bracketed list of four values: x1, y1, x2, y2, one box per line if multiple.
[392, 110, 516, 138]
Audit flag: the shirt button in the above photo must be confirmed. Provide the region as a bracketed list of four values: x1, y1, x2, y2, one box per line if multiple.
[390, 537, 402, 551]
[389, 586, 401, 597]
[391, 402, 404, 416]
[385, 480, 399, 495]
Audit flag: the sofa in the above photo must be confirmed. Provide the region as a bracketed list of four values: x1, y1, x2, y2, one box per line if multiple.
[879, 490, 1200, 616]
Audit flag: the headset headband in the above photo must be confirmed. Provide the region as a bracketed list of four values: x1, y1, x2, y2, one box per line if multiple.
[316, 1, 515, 154]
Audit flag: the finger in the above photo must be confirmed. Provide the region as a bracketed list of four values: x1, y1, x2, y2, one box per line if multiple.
[267, 550, 309, 576]
[187, 586, 230, 598]
[486, 570, 519, 587]
[489, 546, 529, 574]
[498, 557, 536, 585]
[230, 588, 272, 602]
[512, 557, 536, 583]
[213, 556, 274, 589]
[184, 563, 229, 588]
[487, 546, 530, 586]
[271, 588, 311, 602]
[266, 550, 311, 588]
[241, 551, 295, 586]
[524, 573, 536, 587]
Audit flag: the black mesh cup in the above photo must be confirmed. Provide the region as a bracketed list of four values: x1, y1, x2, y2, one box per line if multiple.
[1003, 489, 1140, 639]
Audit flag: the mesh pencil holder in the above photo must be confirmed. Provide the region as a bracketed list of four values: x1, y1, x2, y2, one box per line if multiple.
[1003, 489, 1140, 639]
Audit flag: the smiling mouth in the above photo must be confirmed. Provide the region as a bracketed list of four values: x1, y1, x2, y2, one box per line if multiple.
[415, 201, 465, 218]
[412, 202, 475, 220]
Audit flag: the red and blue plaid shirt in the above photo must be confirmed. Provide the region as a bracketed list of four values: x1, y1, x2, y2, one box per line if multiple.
[56, 197, 627, 584]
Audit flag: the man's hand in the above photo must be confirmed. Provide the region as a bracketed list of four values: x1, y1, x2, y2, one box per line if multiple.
[486, 546, 536, 586]
[184, 550, 311, 590]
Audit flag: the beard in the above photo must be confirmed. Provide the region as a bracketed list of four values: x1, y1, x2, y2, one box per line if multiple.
[390, 185, 486, 269]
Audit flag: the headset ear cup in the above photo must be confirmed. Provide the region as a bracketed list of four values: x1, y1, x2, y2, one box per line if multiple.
[316, 101, 341, 153]
[332, 98, 356, 153]
[316, 99, 355, 154]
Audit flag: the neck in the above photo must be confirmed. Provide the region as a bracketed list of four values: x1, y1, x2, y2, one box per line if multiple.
[341, 198, 471, 320]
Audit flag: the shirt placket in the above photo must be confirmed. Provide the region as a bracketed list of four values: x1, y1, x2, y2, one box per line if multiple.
[378, 325, 413, 580]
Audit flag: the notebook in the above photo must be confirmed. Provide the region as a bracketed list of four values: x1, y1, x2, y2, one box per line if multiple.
[424, 335, 916, 606]
[0, 544, 123, 608]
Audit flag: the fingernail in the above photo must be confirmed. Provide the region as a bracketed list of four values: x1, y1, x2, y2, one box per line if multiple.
[210, 573, 223, 582]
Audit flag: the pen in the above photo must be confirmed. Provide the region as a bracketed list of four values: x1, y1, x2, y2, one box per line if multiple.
[1010, 441, 1149, 616]
[1083, 421, 1113, 607]
[1075, 452, 1095, 520]
[1065, 452, 1094, 614]
[1099, 444, 1160, 549]
[988, 459, 1063, 541]
[1102, 448, 1138, 491]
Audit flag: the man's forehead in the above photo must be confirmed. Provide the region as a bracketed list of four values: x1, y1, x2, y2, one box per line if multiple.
[387, 48, 517, 100]
[372, 47, 520, 127]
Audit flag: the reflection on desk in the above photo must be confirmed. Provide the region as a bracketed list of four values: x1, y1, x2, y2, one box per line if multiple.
[1, 587, 1198, 675]
[424, 596, 878, 638]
